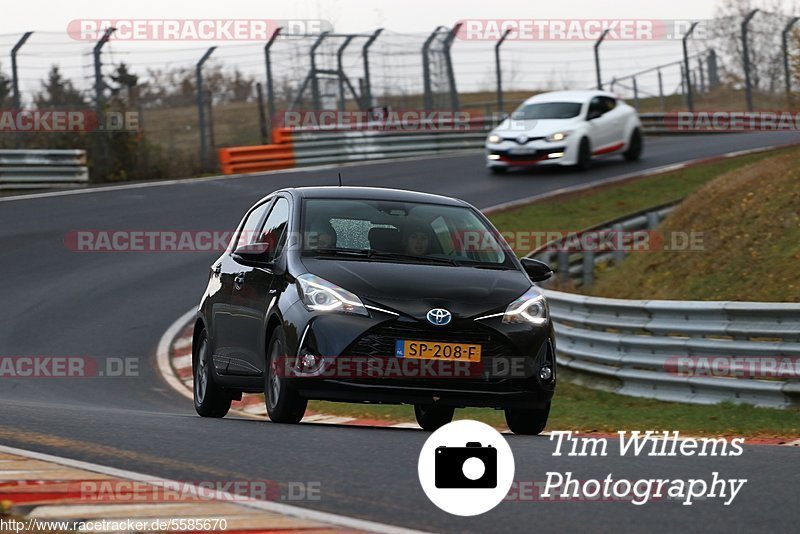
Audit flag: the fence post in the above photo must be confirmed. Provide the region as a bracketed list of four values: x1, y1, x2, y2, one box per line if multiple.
[495, 28, 512, 115]
[707, 49, 720, 89]
[310, 32, 329, 112]
[422, 26, 444, 111]
[680, 64, 688, 107]
[657, 68, 665, 111]
[264, 27, 282, 142]
[196, 46, 216, 172]
[632, 76, 639, 110]
[336, 35, 355, 111]
[782, 17, 799, 103]
[698, 57, 705, 94]
[594, 29, 610, 90]
[361, 28, 383, 110]
[10, 31, 33, 148]
[442, 23, 462, 111]
[741, 9, 759, 112]
[256, 82, 268, 144]
[682, 22, 699, 112]
[93, 27, 116, 181]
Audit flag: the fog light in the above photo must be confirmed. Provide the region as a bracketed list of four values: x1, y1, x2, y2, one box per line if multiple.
[301, 353, 318, 369]
[539, 366, 553, 381]
[547, 152, 564, 159]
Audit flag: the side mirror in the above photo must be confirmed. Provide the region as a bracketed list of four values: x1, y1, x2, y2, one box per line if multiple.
[521, 258, 553, 282]
[232, 241, 273, 268]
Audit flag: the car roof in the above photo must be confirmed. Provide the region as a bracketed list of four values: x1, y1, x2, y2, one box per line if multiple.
[264, 186, 469, 207]
[522, 90, 615, 105]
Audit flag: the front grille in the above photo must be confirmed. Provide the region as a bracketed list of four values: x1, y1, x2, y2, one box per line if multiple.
[344, 322, 516, 360]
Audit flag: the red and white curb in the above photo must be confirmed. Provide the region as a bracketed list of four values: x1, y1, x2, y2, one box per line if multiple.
[156, 308, 427, 429]
[0, 444, 425, 534]
[157, 309, 800, 446]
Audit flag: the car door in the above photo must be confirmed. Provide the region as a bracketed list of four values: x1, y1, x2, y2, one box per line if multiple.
[585, 96, 616, 152]
[228, 196, 291, 376]
[212, 199, 274, 375]
[600, 97, 628, 148]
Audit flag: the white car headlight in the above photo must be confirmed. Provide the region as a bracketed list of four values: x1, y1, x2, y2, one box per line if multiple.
[502, 287, 548, 325]
[487, 134, 502, 144]
[545, 131, 571, 142]
[296, 274, 368, 316]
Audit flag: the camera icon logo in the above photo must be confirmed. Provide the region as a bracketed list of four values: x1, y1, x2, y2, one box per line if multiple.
[435, 442, 497, 489]
[418, 420, 515, 516]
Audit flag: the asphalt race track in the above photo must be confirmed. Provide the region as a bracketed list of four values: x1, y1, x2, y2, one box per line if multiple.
[1, 132, 799, 533]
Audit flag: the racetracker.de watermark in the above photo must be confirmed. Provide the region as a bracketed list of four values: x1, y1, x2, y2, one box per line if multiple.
[275, 109, 477, 131]
[668, 111, 800, 132]
[0, 110, 139, 132]
[665, 356, 800, 379]
[0, 357, 138, 378]
[68, 19, 333, 41]
[456, 19, 712, 41]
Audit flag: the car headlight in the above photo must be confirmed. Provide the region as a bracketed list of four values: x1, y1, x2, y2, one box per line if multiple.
[296, 274, 368, 316]
[545, 131, 571, 142]
[487, 134, 502, 144]
[502, 287, 548, 325]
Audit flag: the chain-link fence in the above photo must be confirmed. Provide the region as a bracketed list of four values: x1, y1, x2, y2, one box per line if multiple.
[0, 11, 798, 182]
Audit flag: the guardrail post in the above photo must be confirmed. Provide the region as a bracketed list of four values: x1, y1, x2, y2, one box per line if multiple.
[310, 32, 329, 112]
[581, 250, 594, 287]
[682, 22, 699, 112]
[10, 31, 33, 148]
[361, 28, 383, 110]
[612, 223, 625, 264]
[646, 211, 660, 230]
[336, 36, 356, 111]
[494, 28, 512, 115]
[594, 29, 610, 90]
[782, 17, 799, 103]
[557, 248, 569, 285]
[264, 27, 282, 143]
[422, 26, 445, 111]
[196, 46, 216, 172]
[741, 9, 759, 112]
[442, 23, 462, 111]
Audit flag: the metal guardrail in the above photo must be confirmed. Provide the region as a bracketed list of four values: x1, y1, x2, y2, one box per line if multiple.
[528, 203, 800, 408]
[0, 149, 89, 190]
[217, 113, 722, 174]
[544, 289, 800, 408]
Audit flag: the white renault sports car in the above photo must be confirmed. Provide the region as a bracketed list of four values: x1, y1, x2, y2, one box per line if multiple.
[485, 90, 643, 173]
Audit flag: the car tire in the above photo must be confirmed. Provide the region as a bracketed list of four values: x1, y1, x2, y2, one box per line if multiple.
[504, 402, 550, 435]
[193, 329, 232, 418]
[488, 166, 508, 175]
[623, 128, 643, 161]
[265, 327, 308, 424]
[575, 138, 592, 170]
[414, 404, 455, 431]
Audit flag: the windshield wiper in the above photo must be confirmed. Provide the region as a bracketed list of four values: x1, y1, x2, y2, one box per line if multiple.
[313, 247, 458, 265]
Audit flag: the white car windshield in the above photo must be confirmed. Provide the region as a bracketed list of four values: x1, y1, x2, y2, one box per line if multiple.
[511, 102, 582, 120]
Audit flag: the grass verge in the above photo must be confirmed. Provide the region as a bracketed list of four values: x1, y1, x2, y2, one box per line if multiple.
[307, 145, 800, 437]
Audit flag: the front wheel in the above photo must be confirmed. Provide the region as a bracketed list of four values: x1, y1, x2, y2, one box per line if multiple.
[265, 327, 307, 424]
[575, 137, 592, 171]
[414, 404, 455, 431]
[504, 402, 550, 435]
[623, 128, 643, 161]
[193, 329, 232, 418]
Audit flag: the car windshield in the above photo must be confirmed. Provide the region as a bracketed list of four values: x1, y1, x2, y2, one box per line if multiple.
[302, 198, 514, 267]
[511, 102, 582, 120]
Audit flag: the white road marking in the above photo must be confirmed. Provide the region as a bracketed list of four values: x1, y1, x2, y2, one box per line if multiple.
[0, 445, 431, 534]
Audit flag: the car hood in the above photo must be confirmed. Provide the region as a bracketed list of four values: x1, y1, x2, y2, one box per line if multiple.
[300, 258, 531, 321]
[492, 117, 581, 138]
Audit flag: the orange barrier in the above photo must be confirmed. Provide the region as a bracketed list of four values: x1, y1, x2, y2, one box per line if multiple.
[217, 129, 294, 174]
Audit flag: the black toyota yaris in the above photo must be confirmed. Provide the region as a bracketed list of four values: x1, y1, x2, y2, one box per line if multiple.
[192, 186, 556, 434]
